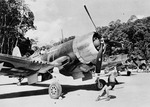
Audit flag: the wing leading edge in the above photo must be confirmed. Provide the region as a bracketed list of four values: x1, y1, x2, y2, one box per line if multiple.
[0, 53, 54, 78]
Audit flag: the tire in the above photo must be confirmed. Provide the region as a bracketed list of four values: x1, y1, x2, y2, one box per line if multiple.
[127, 71, 131, 76]
[48, 82, 62, 99]
[96, 79, 106, 90]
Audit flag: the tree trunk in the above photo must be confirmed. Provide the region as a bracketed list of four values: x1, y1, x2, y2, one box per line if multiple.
[10, 38, 15, 55]
[7, 37, 10, 54]
[0, 36, 5, 53]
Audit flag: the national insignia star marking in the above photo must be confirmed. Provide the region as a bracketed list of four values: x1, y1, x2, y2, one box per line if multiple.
[0, 62, 10, 71]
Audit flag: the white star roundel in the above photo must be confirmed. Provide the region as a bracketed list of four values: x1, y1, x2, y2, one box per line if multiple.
[0, 62, 10, 71]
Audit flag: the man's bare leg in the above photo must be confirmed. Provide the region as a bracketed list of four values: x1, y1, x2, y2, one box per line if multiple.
[96, 85, 107, 101]
[105, 86, 112, 101]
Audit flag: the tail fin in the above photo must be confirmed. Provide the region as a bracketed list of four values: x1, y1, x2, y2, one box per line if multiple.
[12, 46, 22, 57]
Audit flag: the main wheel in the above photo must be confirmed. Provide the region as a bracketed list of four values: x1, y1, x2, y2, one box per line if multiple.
[127, 71, 131, 76]
[48, 82, 62, 99]
[96, 79, 106, 90]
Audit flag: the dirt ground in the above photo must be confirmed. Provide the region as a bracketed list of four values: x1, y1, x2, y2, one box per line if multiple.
[0, 71, 150, 107]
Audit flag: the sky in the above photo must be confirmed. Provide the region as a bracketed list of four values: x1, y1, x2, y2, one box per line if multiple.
[25, 0, 150, 46]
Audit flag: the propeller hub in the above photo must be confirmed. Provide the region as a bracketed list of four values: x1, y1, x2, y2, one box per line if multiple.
[93, 39, 100, 47]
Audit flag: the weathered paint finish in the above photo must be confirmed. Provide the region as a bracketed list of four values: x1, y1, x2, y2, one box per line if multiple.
[42, 32, 99, 65]
[73, 32, 98, 64]
[46, 40, 74, 62]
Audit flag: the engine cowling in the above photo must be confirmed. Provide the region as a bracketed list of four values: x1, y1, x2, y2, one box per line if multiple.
[73, 32, 100, 64]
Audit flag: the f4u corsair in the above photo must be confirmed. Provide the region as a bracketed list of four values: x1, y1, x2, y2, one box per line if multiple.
[0, 31, 127, 99]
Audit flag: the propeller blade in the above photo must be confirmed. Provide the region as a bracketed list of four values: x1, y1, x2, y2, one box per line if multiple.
[95, 43, 103, 73]
[84, 5, 97, 29]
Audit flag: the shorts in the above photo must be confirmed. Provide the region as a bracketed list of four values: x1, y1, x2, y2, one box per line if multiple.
[107, 82, 116, 88]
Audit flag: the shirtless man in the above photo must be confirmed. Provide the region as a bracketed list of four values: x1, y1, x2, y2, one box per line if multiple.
[96, 66, 118, 101]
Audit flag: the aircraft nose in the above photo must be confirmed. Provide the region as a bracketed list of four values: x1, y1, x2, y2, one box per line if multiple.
[93, 38, 101, 51]
[93, 39, 100, 47]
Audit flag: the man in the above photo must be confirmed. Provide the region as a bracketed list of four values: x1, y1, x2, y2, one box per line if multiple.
[40, 46, 46, 55]
[96, 66, 118, 101]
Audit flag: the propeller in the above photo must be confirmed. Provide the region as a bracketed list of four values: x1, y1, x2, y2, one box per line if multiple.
[84, 5, 104, 74]
[84, 5, 97, 30]
[95, 40, 104, 74]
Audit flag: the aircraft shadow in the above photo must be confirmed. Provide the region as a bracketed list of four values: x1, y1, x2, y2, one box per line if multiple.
[62, 81, 124, 95]
[62, 83, 98, 95]
[0, 83, 98, 99]
[0, 83, 16, 86]
[29, 83, 49, 87]
[0, 88, 48, 99]
[120, 73, 136, 76]
[0, 82, 29, 86]
[0, 82, 124, 99]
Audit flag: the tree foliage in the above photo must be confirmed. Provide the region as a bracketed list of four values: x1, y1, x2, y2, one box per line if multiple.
[97, 15, 150, 63]
[0, 0, 35, 55]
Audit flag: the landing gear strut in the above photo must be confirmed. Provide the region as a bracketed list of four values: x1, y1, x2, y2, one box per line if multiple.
[48, 81, 62, 99]
[17, 77, 24, 86]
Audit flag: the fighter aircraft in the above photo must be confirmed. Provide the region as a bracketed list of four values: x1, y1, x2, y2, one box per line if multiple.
[0, 31, 128, 99]
[0, 5, 128, 99]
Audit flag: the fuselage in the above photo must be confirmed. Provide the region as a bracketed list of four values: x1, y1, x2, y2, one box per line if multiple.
[30, 31, 128, 76]
[41, 32, 99, 63]
[29, 32, 100, 77]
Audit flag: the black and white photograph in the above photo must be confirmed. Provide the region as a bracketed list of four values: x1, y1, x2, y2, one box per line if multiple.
[0, 0, 150, 107]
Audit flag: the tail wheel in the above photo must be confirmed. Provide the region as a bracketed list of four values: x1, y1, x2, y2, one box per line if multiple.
[17, 82, 21, 86]
[96, 79, 106, 90]
[48, 82, 62, 99]
[17, 77, 24, 86]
